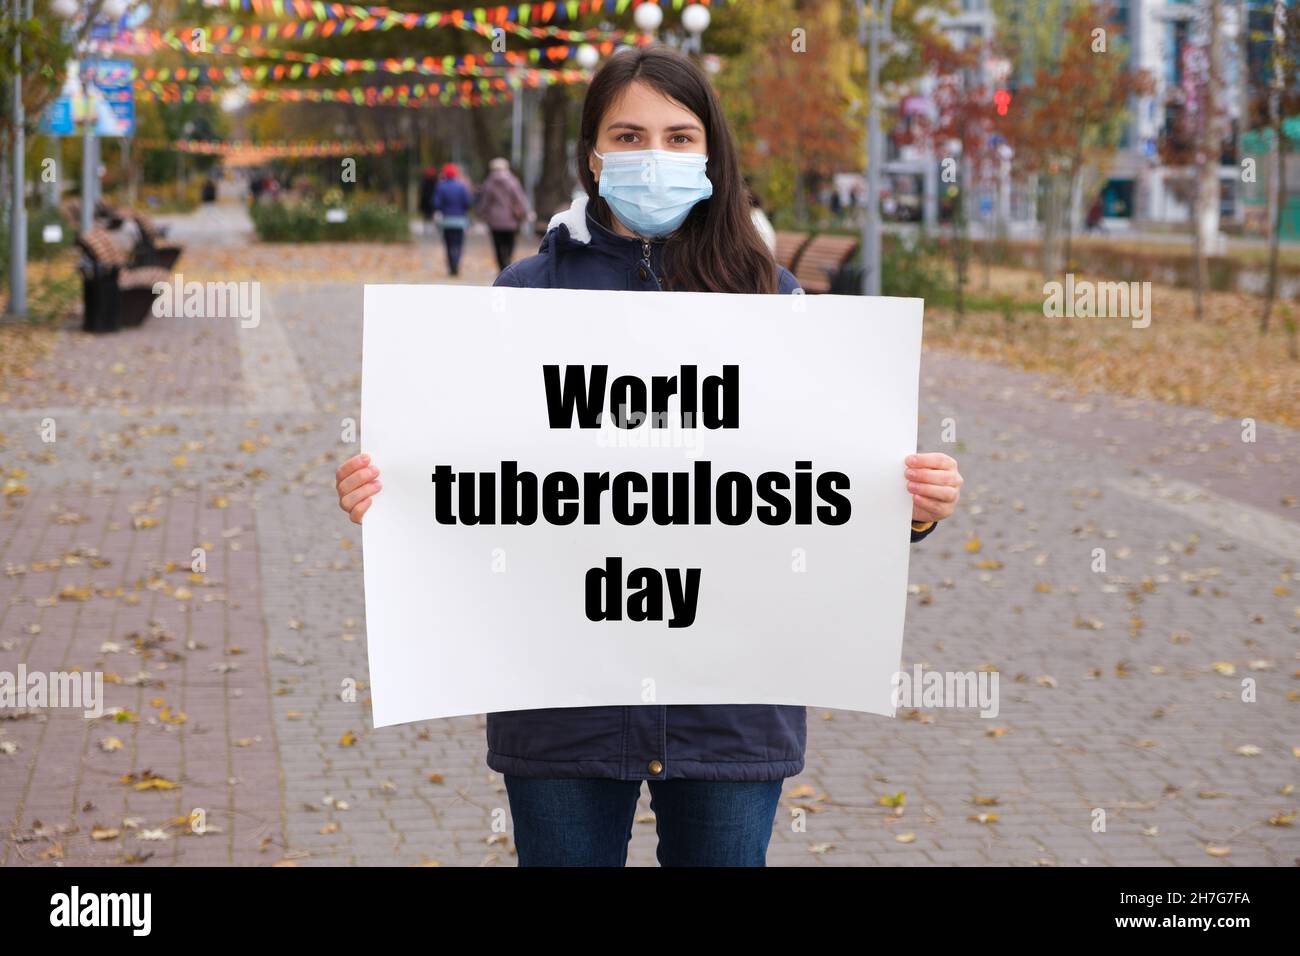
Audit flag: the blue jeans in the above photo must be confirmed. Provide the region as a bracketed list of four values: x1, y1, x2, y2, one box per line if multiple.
[503, 776, 784, 867]
[442, 227, 465, 275]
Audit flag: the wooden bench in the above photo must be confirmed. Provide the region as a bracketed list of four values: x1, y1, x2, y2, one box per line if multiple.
[76, 228, 169, 332]
[61, 197, 126, 231]
[132, 212, 184, 270]
[773, 230, 812, 273]
[793, 234, 860, 294]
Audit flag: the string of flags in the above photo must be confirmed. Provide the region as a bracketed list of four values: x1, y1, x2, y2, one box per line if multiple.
[116, 0, 730, 113]
[134, 75, 528, 107]
[134, 60, 591, 82]
[114, 19, 649, 46]
[118, 31, 631, 71]
[178, 0, 724, 27]
[136, 137, 407, 156]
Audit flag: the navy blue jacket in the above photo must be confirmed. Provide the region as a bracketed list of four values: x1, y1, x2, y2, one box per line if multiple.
[486, 196, 936, 782]
[433, 177, 474, 218]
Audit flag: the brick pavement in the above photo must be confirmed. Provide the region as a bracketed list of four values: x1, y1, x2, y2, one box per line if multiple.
[2, 201, 1297, 866]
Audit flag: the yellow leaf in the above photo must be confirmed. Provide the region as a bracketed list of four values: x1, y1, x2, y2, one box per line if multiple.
[964, 536, 982, 553]
[339, 730, 357, 747]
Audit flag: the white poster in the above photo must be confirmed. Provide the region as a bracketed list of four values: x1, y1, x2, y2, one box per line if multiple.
[360, 285, 923, 728]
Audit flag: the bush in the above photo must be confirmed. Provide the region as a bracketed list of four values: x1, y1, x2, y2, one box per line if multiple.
[881, 231, 947, 300]
[250, 197, 409, 243]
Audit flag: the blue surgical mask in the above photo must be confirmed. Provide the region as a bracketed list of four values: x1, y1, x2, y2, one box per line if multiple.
[593, 148, 712, 238]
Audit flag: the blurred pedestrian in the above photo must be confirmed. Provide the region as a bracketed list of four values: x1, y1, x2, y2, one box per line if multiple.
[418, 167, 439, 237]
[477, 157, 534, 272]
[433, 162, 473, 277]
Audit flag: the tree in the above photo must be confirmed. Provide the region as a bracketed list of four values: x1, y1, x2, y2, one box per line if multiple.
[898, 30, 998, 320]
[1254, 0, 1300, 332]
[996, 0, 1152, 278]
[712, 0, 942, 225]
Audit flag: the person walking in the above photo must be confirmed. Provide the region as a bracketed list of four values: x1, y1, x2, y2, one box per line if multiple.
[335, 47, 963, 867]
[477, 157, 534, 272]
[433, 162, 473, 276]
[417, 167, 439, 237]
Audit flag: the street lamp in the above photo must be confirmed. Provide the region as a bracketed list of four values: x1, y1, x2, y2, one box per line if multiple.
[856, 0, 896, 297]
[633, 1, 663, 36]
[681, 3, 710, 55]
[575, 43, 600, 70]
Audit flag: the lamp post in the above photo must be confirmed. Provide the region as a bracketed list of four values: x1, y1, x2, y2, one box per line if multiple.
[8, 0, 29, 316]
[856, 0, 895, 297]
[76, 0, 127, 234]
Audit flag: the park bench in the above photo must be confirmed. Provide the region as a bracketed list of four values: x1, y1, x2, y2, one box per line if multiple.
[132, 212, 184, 270]
[793, 234, 861, 294]
[773, 230, 812, 274]
[76, 227, 169, 333]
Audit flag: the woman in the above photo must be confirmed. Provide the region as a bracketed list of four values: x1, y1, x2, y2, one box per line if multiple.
[433, 162, 473, 276]
[335, 47, 963, 867]
[477, 157, 534, 272]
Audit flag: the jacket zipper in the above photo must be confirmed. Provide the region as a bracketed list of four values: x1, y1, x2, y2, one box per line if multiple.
[641, 238, 657, 286]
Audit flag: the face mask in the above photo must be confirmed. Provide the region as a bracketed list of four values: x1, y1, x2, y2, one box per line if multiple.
[593, 148, 712, 238]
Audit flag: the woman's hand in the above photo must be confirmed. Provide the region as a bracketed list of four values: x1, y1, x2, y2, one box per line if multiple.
[337, 453, 382, 524]
[905, 452, 962, 523]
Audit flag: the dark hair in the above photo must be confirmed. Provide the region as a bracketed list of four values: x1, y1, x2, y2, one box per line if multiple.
[578, 47, 778, 294]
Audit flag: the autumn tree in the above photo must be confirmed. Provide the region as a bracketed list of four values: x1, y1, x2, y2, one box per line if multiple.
[897, 30, 998, 320]
[994, 0, 1151, 277]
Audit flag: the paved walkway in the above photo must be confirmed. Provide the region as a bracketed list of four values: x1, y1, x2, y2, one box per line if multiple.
[1, 201, 1297, 866]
